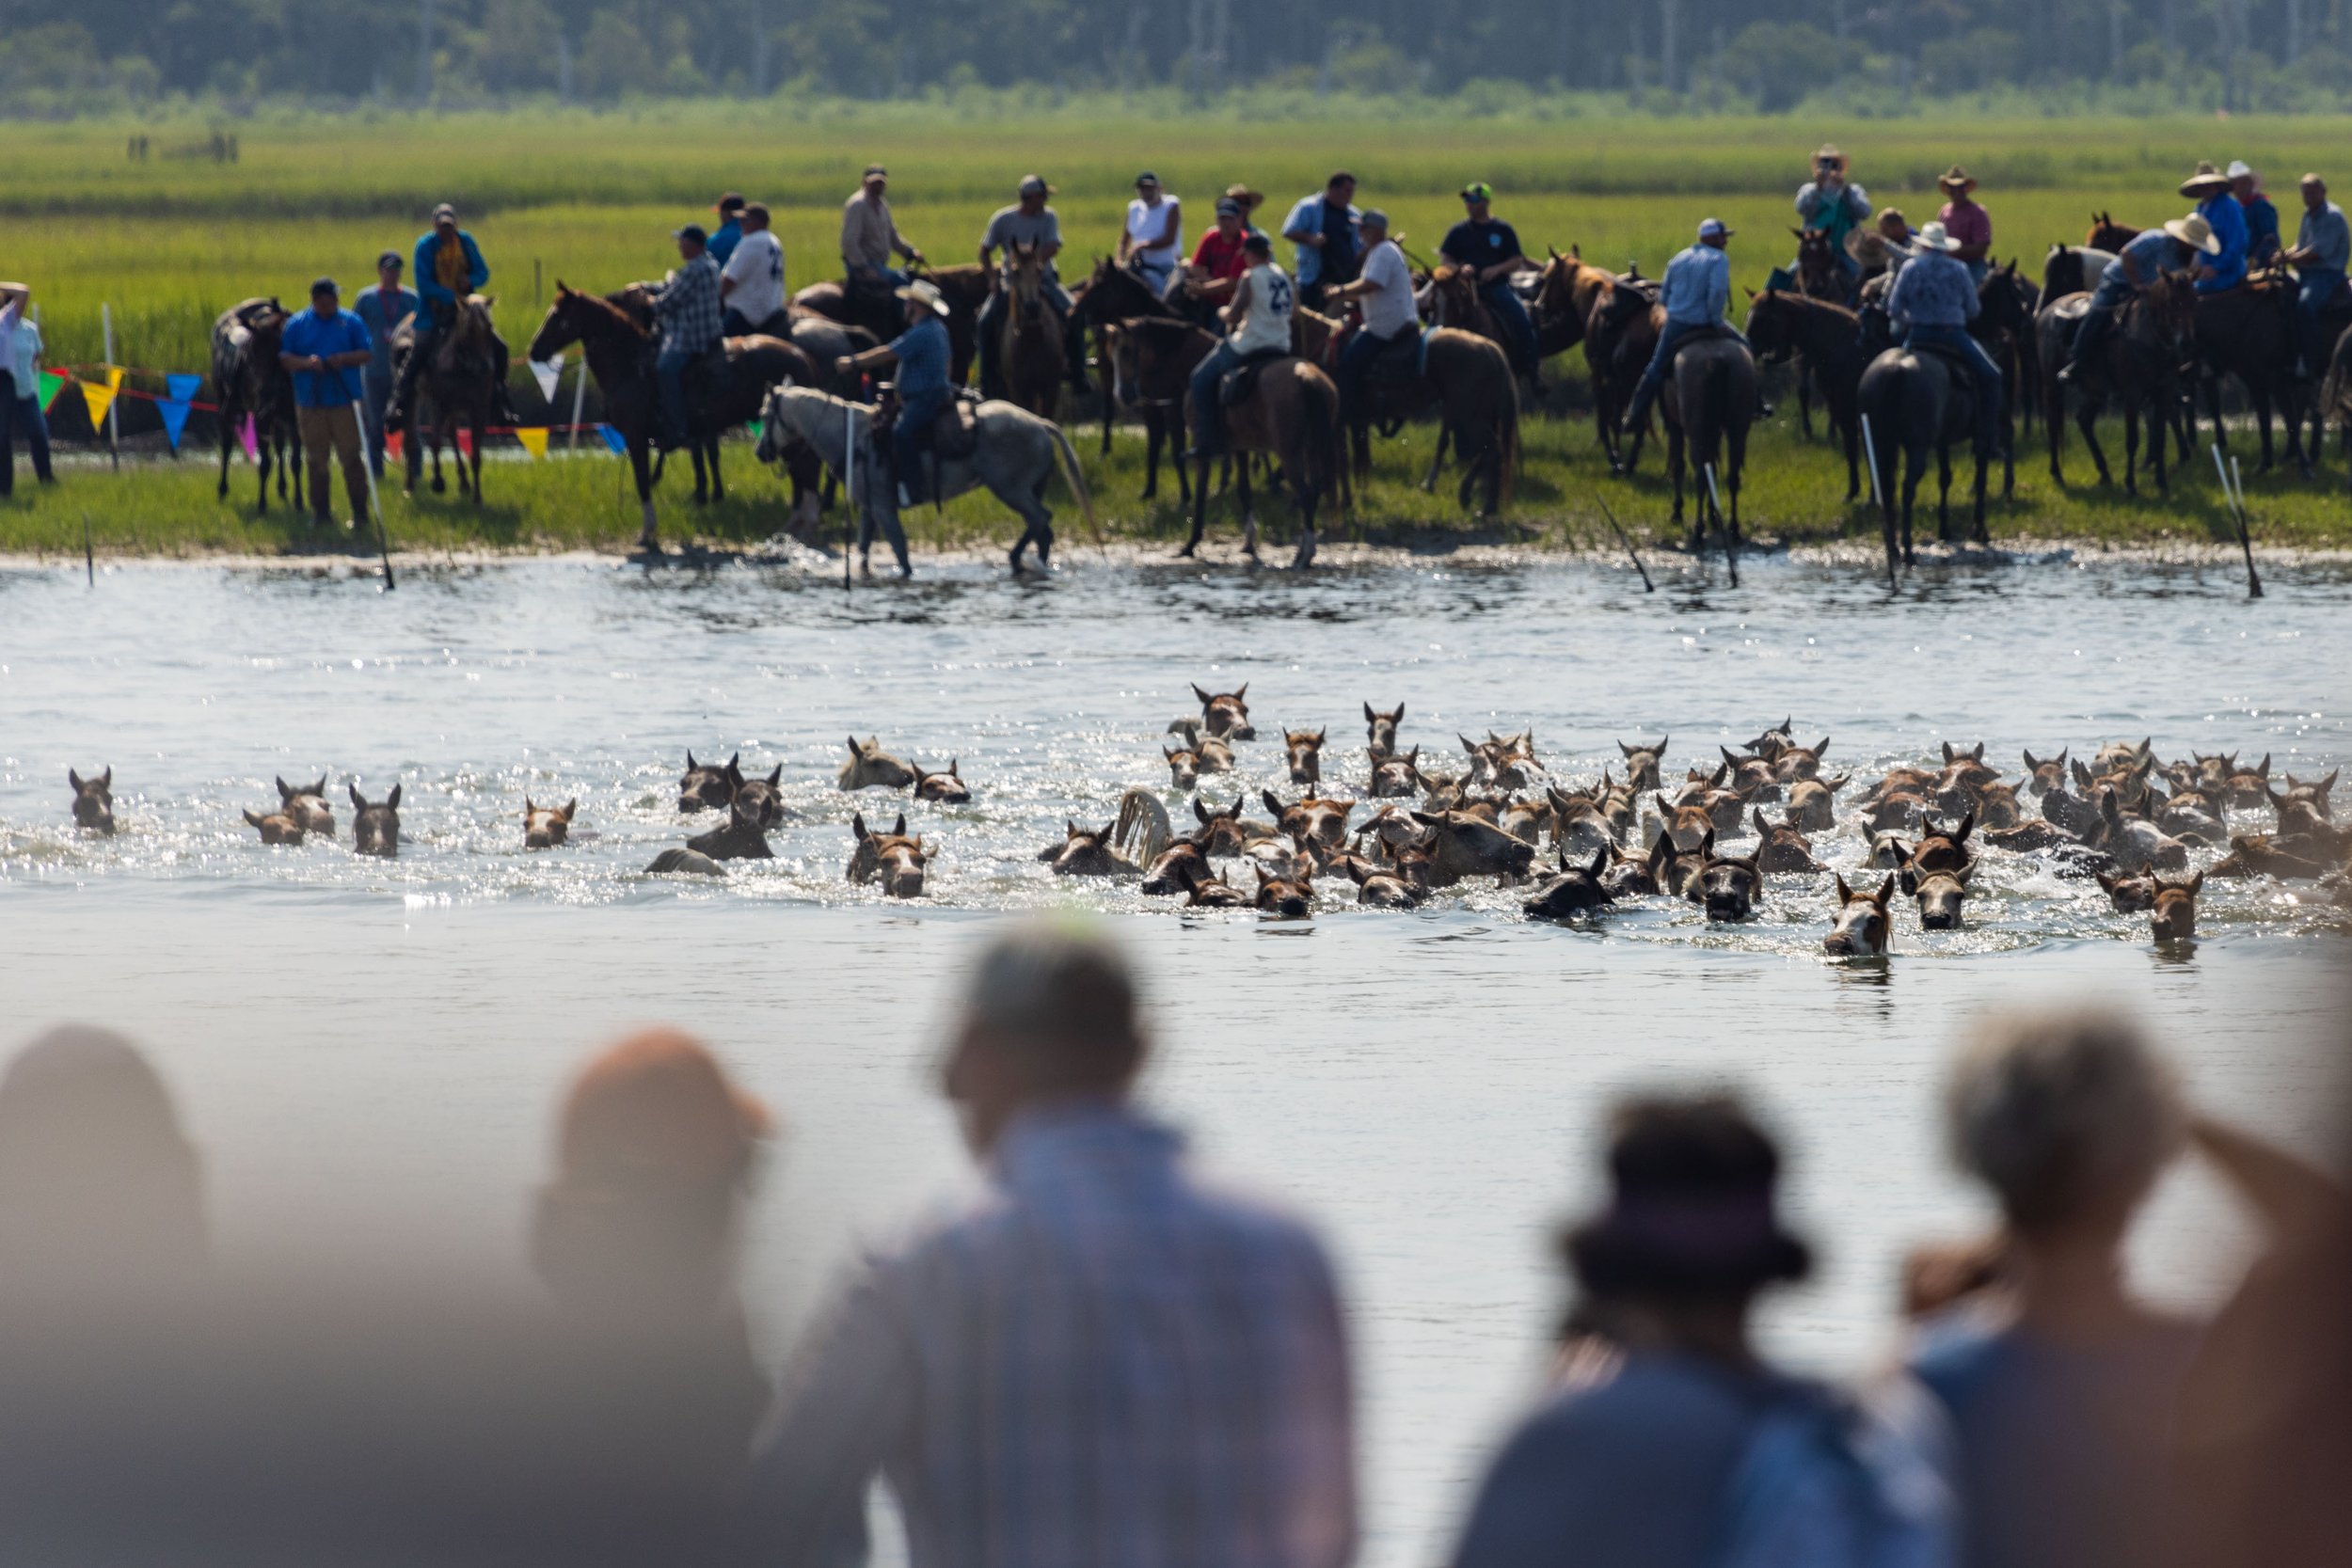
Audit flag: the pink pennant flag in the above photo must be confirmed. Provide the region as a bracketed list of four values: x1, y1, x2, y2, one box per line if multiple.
[454, 427, 473, 459]
[238, 415, 258, 462]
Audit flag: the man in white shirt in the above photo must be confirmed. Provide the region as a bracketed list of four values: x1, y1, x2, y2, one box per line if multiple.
[1322, 210, 1420, 427]
[1119, 171, 1183, 298]
[1186, 231, 1295, 459]
[719, 202, 788, 338]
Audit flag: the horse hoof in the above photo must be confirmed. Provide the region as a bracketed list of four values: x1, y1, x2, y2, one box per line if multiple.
[430, 478, 447, 495]
[1175, 545, 1197, 559]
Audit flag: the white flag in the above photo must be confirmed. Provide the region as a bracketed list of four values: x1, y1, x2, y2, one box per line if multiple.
[528, 355, 564, 404]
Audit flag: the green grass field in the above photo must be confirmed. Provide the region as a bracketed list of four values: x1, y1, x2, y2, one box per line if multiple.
[1, 104, 2346, 556]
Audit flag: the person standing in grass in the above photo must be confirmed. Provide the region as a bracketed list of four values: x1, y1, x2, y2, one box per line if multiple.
[278, 277, 374, 532]
[0, 281, 24, 496]
[719, 202, 787, 338]
[1, 282, 54, 488]
[353, 250, 419, 484]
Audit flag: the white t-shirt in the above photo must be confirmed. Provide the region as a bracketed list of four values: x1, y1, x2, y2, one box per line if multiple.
[1229, 262, 1295, 356]
[1359, 240, 1417, 337]
[721, 230, 787, 326]
[1126, 197, 1183, 271]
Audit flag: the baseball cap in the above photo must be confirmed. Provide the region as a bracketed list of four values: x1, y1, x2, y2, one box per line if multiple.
[864, 164, 887, 179]
[1360, 208, 1391, 229]
[310, 276, 339, 295]
[1461, 181, 1494, 202]
[376, 249, 404, 269]
[431, 202, 457, 223]
[1215, 197, 1243, 217]
[1135, 170, 1159, 186]
[1018, 174, 1053, 197]
[1242, 231, 1273, 254]
[1698, 216, 1734, 240]
[675, 223, 708, 245]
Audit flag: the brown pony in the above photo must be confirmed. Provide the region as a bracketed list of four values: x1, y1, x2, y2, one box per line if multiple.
[1178, 333, 1347, 569]
[794, 261, 989, 384]
[210, 297, 304, 514]
[1744, 291, 1867, 499]
[1344, 325, 1518, 515]
[1653, 313, 1757, 544]
[1100, 315, 1205, 503]
[2038, 271, 2199, 495]
[995, 243, 1066, 419]
[2086, 213, 2142, 254]
[2195, 273, 2311, 474]
[1584, 269, 1659, 474]
[1793, 229, 1849, 303]
[396, 294, 501, 503]
[1530, 245, 1613, 359]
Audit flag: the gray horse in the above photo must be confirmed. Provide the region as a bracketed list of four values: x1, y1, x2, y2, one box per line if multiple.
[758, 385, 1095, 578]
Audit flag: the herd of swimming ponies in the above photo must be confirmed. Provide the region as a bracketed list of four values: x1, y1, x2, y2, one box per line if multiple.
[56, 684, 2350, 950]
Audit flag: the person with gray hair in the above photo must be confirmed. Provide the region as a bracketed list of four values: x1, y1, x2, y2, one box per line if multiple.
[1908, 1006, 2316, 1568]
[741, 916, 1357, 1568]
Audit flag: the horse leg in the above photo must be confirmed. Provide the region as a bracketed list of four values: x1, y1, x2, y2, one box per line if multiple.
[707, 435, 724, 503]
[1935, 444, 1954, 541]
[632, 438, 660, 552]
[1797, 357, 1816, 440]
[2124, 404, 2141, 498]
[217, 414, 233, 499]
[2079, 398, 2112, 486]
[1237, 455, 1260, 561]
[1181, 456, 1210, 558]
[1900, 451, 1923, 566]
[1727, 427, 1747, 542]
[1971, 449, 1989, 544]
[1666, 423, 1688, 539]
[2046, 383, 2068, 484]
[2256, 384, 2278, 473]
[1841, 415, 1861, 502]
[255, 439, 270, 514]
[429, 422, 447, 494]
[1421, 427, 1451, 494]
[2149, 397, 2169, 496]
[471, 417, 486, 503]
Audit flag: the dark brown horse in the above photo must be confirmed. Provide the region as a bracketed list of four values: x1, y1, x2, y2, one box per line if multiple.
[1657, 325, 1757, 546]
[527, 284, 824, 549]
[1343, 325, 1519, 515]
[993, 243, 1068, 420]
[2196, 274, 2310, 473]
[1584, 269, 1658, 474]
[1744, 290, 1867, 499]
[1166, 329, 1346, 568]
[793, 261, 990, 384]
[1858, 342, 1991, 583]
[2037, 271, 2199, 495]
[2087, 213, 2142, 254]
[1100, 315, 1204, 504]
[210, 297, 303, 514]
[395, 294, 500, 503]
[1073, 257, 1192, 476]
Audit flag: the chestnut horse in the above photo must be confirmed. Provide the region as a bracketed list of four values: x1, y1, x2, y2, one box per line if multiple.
[1154, 325, 1347, 568]
[995, 243, 1067, 420]
[1584, 269, 1659, 474]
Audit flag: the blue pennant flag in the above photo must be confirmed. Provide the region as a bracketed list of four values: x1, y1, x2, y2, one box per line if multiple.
[166, 372, 202, 404]
[598, 423, 627, 454]
[157, 398, 193, 451]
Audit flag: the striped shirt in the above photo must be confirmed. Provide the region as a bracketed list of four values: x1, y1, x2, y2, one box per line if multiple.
[646, 252, 723, 355]
[743, 1103, 1357, 1568]
[1886, 250, 1980, 329]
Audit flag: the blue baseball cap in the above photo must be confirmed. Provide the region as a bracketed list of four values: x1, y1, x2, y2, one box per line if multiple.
[1698, 217, 1734, 240]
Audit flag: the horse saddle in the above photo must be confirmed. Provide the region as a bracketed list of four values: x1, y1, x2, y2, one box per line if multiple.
[1907, 339, 1979, 391]
[1670, 324, 1739, 356]
[1218, 348, 1290, 408]
[2050, 294, 2093, 324]
[1367, 325, 1427, 383]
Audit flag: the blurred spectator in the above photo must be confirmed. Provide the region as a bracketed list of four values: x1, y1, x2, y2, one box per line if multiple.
[4, 282, 53, 484]
[354, 250, 421, 483]
[0, 1023, 204, 1302]
[741, 917, 1357, 1568]
[1454, 1093, 1951, 1568]
[1908, 1008, 2217, 1568]
[0, 280, 24, 497]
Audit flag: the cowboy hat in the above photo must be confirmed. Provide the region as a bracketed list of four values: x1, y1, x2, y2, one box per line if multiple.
[1913, 221, 1963, 254]
[1813, 145, 1847, 168]
[2226, 159, 2255, 181]
[1223, 183, 1265, 210]
[894, 278, 951, 316]
[1938, 164, 1978, 192]
[2181, 161, 2230, 198]
[2163, 212, 2224, 255]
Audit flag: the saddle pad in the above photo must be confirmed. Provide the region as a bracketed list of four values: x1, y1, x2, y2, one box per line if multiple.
[2051, 294, 2091, 322]
[1219, 349, 1290, 408]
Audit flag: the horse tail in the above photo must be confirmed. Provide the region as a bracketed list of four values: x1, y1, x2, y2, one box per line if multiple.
[1046, 421, 1101, 545]
[2325, 341, 2352, 428]
[1301, 368, 1343, 504]
[1494, 349, 1521, 507]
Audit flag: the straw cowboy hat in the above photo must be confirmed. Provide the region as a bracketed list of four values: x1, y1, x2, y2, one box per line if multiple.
[2162, 212, 2224, 255]
[1913, 221, 1963, 254]
[894, 278, 950, 316]
[1223, 183, 1265, 211]
[1938, 164, 1978, 194]
[1814, 144, 1847, 169]
[2181, 161, 2231, 198]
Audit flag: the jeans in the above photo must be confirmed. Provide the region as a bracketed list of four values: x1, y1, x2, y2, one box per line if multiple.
[1188, 341, 1245, 455]
[1337, 325, 1415, 424]
[887, 387, 949, 499]
[1903, 324, 2003, 454]
[15, 393, 51, 480]
[2296, 267, 2344, 373]
[656, 345, 695, 442]
[1963, 260, 1990, 287]
[2068, 274, 2137, 372]
[850, 263, 908, 289]
[1479, 278, 1541, 377]
[976, 281, 1077, 400]
[1625, 318, 1748, 428]
[0, 371, 12, 495]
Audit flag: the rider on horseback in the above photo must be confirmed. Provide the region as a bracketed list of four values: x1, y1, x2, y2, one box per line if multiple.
[1622, 218, 1746, 435]
[1439, 182, 1543, 393]
[640, 224, 724, 449]
[719, 202, 788, 338]
[1182, 197, 1254, 309]
[834, 278, 953, 515]
[976, 175, 1084, 398]
[2058, 215, 2212, 385]
[2286, 174, 2350, 378]
[1184, 231, 1294, 462]
[1885, 222, 2004, 458]
[1325, 210, 1419, 429]
[2185, 163, 2250, 294]
[1794, 146, 1871, 288]
[386, 203, 516, 429]
[841, 166, 922, 290]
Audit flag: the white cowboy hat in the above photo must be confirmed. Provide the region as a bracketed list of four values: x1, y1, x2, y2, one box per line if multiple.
[2163, 212, 2224, 255]
[894, 278, 950, 316]
[2226, 159, 2255, 181]
[1913, 221, 1963, 254]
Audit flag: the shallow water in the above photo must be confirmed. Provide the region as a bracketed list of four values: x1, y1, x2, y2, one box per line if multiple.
[4, 550, 2349, 1562]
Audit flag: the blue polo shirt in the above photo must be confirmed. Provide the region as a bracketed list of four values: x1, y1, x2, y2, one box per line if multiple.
[280, 306, 371, 409]
[888, 315, 950, 399]
[708, 217, 743, 265]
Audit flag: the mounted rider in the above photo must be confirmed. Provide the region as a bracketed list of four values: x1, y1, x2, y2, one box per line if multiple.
[1885, 220, 2003, 458]
[2285, 173, 2348, 377]
[1185, 230, 1295, 462]
[1440, 182, 1543, 393]
[834, 277, 953, 530]
[2183, 163, 2250, 294]
[2230, 161, 2282, 265]
[1324, 208, 1418, 428]
[387, 202, 516, 427]
[841, 165, 924, 341]
[720, 201, 788, 338]
[639, 222, 723, 448]
[1793, 146, 1871, 288]
[1183, 196, 1254, 309]
[1282, 172, 1362, 314]
[976, 175, 1084, 398]
[1120, 172, 1184, 300]
[1621, 217, 1746, 434]
[1936, 166, 1994, 285]
[2058, 214, 2214, 385]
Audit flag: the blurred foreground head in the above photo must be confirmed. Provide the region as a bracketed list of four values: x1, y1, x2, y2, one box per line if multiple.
[1947, 1006, 2185, 1242]
[1562, 1093, 1812, 1309]
[945, 916, 1146, 1154]
[532, 1028, 770, 1323]
[0, 1025, 204, 1303]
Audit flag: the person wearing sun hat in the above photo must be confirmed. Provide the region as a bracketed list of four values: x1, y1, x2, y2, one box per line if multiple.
[1886, 220, 2005, 458]
[2059, 211, 2216, 385]
[1440, 181, 1543, 390]
[834, 278, 953, 539]
[2227, 160, 2282, 265]
[2182, 161, 2249, 293]
[1937, 165, 1994, 284]
[1795, 144, 1871, 281]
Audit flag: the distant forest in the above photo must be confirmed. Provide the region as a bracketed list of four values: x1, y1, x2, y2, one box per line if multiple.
[8, 0, 2352, 115]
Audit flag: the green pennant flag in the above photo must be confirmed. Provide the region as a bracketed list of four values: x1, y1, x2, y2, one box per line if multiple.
[38, 369, 67, 412]
[746, 420, 763, 441]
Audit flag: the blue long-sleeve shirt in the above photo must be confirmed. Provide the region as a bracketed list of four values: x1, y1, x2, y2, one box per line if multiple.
[411, 229, 490, 315]
[2196, 194, 2248, 293]
[1886, 249, 1980, 329]
[353, 283, 419, 378]
[1659, 243, 1731, 325]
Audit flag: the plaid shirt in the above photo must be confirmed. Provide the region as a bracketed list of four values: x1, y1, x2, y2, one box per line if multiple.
[1886, 250, 1980, 330]
[744, 1103, 1357, 1568]
[646, 251, 723, 354]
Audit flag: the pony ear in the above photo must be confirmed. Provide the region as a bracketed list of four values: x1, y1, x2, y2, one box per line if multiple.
[892, 813, 907, 836]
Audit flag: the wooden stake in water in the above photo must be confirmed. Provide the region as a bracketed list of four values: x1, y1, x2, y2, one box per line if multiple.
[2212, 444, 2263, 600]
[1702, 462, 1739, 588]
[842, 401, 855, 593]
[351, 391, 396, 591]
[1862, 412, 1897, 590]
[81, 509, 94, 586]
[1592, 493, 1654, 592]
[100, 304, 120, 471]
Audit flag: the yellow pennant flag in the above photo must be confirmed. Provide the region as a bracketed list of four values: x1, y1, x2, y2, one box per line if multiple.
[514, 426, 549, 459]
[80, 367, 125, 432]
